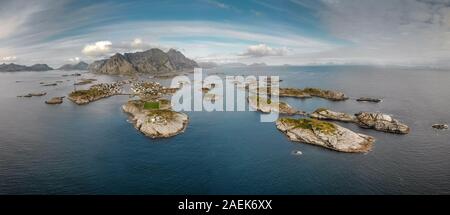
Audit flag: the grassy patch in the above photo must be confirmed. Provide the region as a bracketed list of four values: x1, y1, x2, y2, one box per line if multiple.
[144, 101, 160, 110]
[69, 88, 107, 98]
[147, 109, 176, 120]
[280, 118, 336, 134]
[315, 107, 328, 112]
[302, 87, 323, 95]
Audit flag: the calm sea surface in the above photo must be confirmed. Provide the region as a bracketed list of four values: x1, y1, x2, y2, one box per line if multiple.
[0, 65, 449, 194]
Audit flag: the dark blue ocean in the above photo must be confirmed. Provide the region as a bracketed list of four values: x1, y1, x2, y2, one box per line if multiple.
[1, 65, 449, 194]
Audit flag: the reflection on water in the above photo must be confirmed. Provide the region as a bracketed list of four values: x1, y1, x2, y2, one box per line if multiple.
[0, 66, 449, 194]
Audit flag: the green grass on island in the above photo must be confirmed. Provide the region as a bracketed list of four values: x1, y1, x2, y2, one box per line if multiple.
[280, 118, 336, 134]
[314, 107, 328, 112]
[144, 101, 160, 110]
[69, 88, 107, 98]
[147, 109, 176, 120]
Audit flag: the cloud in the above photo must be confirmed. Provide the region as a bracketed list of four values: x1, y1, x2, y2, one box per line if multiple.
[317, 0, 450, 65]
[204, 0, 230, 9]
[241, 44, 287, 57]
[68, 57, 80, 63]
[82, 41, 113, 57]
[0, 1, 45, 40]
[1, 56, 17, 61]
[115, 38, 156, 52]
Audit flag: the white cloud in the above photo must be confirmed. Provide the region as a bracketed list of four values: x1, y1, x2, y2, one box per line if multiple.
[69, 57, 80, 63]
[205, 0, 230, 9]
[241, 44, 287, 57]
[115, 38, 156, 52]
[0, 1, 45, 40]
[131, 38, 144, 48]
[82, 41, 113, 57]
[1, 56, 17, 61]
[317, 0, 450, 65]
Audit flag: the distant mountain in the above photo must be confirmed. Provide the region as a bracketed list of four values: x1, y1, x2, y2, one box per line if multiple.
[0, 63, 53, 72]
[198, 61, 219, 69]
[219, 62, 248, 68]
[248, 62, 267, 67]
[58, 61, 88, 70]
[88, 48, 198, 75]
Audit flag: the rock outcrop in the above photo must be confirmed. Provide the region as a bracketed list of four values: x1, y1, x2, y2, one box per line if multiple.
[122, 99, 188, 138]
[432, 124, 448, 130]
[18, 92, 47, 97]
[277, 88, 311, 98]
[0, 63, 53, 72]
[88, 48, 197, 75]
[276, 118, 375, 153]
[277, 87, 348, 101]
[356, 97, 382, 103]
[355, 112, 410, 134]
[309, 108, 356, 122]
[58, 61, 88, 71]
[45, 97, 64, 104]
[74, 78, 96, 85]
[91, 54, 137, 75]
[166, 49, 198, 70]
[248, 96, 305, 115]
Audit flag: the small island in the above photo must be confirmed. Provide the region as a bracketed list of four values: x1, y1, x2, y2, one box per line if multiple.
[277, 87, 348, 101]
[309, 108, 357, 122]
[74, 78, 96, 85]
[45, 96, 64, 104]
[122, 99, 188, 138]
[68, 82, 123, 105]
[276, 118, 375, 153]
[248, 95, 305, 115]
[309, 108, 410, 134]
[355, 112, 410, 134]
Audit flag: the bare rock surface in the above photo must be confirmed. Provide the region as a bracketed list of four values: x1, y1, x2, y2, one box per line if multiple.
[248, 96, 305, 115]
[355, 112, 410, 134]
[276, 118, 374, 153]
[309, 108, 356, 122]
[122, 99, 188, 138]
[45, 97, 64, 104]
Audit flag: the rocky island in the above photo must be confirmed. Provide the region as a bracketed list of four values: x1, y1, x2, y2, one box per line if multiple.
[309, 108, 410, 134]
[309, 108, 357, 122]
[18, 92, 47, 98]
[276, 118, 375, 153]
[122, 99, 188, 138]
[355, 112, 410, 134]
[249, 86, 348, 101]
[45, 96, 64, 104]
[74, 78, 96, 85]
[68, 82, 123, 105]
[432, 124, 448, 130]
[277, 87, 348, 101]
[356, 97, 382, 103]
[248, 95, 305, 115]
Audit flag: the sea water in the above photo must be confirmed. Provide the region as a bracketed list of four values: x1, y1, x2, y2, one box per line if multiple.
[0, 65, 449, 194]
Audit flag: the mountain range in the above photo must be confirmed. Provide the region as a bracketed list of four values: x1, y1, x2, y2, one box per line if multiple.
[58, 61, 88, 71]
[0, 63, 53, 72]
[88, 48, 198, 75]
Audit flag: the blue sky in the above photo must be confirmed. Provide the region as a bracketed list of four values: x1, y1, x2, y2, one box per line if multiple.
[1, 0, 450, 67]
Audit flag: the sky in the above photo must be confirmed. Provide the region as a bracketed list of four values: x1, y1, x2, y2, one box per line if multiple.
[1, 0, 450, 67]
